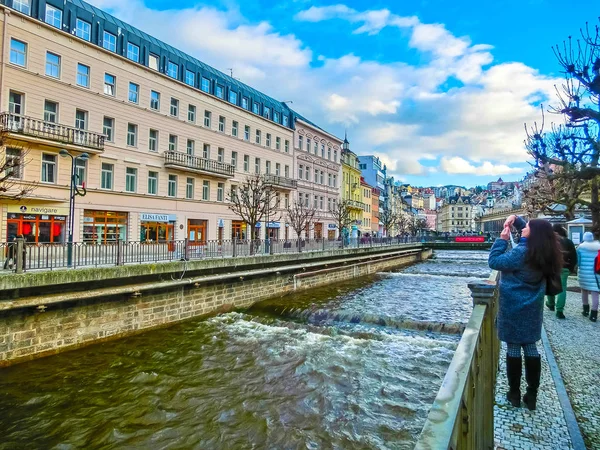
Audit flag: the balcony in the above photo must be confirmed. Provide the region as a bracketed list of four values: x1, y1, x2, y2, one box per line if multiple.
[263, 174, 298, 190]
[164, 151, 234, 178]
[347, 199, 366, 210]
[0, 112, 105, 152]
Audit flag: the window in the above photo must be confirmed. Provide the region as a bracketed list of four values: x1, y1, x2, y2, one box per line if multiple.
[217, 148, 224, 163]
[334, 150, 338, 163]
[244, 126, 250, 141]
[265, 161, 271, 175]
[148, 171, 158, 195]
[314, 141, 318, 155]
[5, 148, 22, 179]
[188, 105, 196, 122]
[101, 163, 113, 189]
[299, 136, 303, 149]
[125, 168, 137, 193]
[218, 116, 225, 133]
[167, 61, 178, 79]
[328, 147, 332, 160]
[285, 140, 289, 153]
[306, 168, 310, 181]
[201, 77, 210, 93]
[264, 107, 271, 120]
[149, 129, 158, 152]
[328, 198, 332, 211]
[186, 178, 194, 199]
[103, 117, 114, 142]
[252, 103, 260, 114]
[168, 175, 177, 197]
[127, 43, 140, 63]
[128, 83, 139, 103]
[72, 158, 86, 187]
[186, 139, 195, 155]
[321, 144, 325, 158]
[41, 153, 56, 183]
[275, 163, 281, 176]
[169, 134, 178, 152]
[44, 100, 58, 123]
[150, 91, 160, 110]
[320, 171, 324, 185]
[305, 194, 309, 207]
[77, 63, 90, 87]
[232, 121, 238, 137]
[170, 98, 179, 117]
[202, 144, 210, 159]
[255, 130, 261, 145]
[243, 155, 249, 172]
[202, 180, 210, 201]
[231, 151, 238, 168]
[285, 193, 289, 208]
[285, 165, 289, 178]
[13, 0, 30, 14]
[283, 116, 289, 127]
[217, 183, 224, 202]
[255, 158, 261, 174]
[45, 52, 60, 78]
[7, 92, 22, 118]
[328, 174, 332, 187]
[266, 133, 271, 148]
[103, 31, 116, 52]
[333, 175, 337, 188]
[306, 138, 311, 152]
[104, 73, 116, 96]
[9, 39, 26, 66]
[273, 112, 279, 123]
[45, 4, 62, 28]
[314, 196, 318, 209]
[127, 123, 137, 147]
[204, 111, 211, 128]
[229, 91, 237, 104]
[242, 97, 249, 109]
[149, 54, 159, 71]
[185, 70, 195, 87]
[276, 137, 281, 150]
[215, 85, 224, 99]
[298, 165, 303, 179]
[314, 169, 318, 183]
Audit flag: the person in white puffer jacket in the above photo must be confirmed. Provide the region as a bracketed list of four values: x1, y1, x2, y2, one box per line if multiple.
[576, 232, 600, 322]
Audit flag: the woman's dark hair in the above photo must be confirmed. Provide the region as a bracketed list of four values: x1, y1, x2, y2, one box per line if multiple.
[552, 224, 567, 238]
[526, 219, 563, 275]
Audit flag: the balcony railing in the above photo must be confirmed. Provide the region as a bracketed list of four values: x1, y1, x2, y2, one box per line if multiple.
[164, 151, 235, 178]
[347, 199, 366, 210]
[263, 174, 298, 189]
[0, 112, 105, 151]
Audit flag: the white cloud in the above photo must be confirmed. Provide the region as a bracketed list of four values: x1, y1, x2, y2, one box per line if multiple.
[439, 157, 524, 176]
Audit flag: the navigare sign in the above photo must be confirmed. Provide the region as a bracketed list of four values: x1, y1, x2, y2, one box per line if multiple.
[140, 213, 177, 222]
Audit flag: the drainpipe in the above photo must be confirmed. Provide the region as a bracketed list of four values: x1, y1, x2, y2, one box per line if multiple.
[0, 7, 10, 110]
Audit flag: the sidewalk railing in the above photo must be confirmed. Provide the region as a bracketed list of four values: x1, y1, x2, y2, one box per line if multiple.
[415, 271, 500, 450]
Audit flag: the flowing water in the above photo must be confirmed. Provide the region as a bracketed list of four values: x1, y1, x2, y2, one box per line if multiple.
[0, 251, 489, 450]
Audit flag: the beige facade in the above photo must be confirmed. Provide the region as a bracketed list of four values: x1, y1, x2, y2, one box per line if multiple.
[294, 119, 342, 240]
[0, 7, 299, 243]
[437, 196, 474, 233]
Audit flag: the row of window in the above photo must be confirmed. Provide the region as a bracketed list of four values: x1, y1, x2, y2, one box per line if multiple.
[298, 192, 338, 212]
[297, 135, 339, 163]
[10, 1, 291, 127]
[297, 165, 338, 188]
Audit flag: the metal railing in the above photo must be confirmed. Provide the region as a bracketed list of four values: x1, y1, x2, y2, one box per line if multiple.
[0, 112, 105, 150]
[0, 236, 434, 272]
[164, 151, 235, 177]
[263, 174, 298, 189]
[415, 271, 500, 450]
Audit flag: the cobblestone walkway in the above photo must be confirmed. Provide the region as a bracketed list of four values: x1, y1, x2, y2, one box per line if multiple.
[494, 341, 574, 450]
[544, 285, 600, 450]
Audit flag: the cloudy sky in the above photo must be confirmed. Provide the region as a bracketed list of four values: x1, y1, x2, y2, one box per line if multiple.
[88, 0, 593, 187]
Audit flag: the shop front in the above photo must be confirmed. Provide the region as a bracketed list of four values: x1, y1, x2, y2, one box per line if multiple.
[140, 213, 176, 242]
[328, 224, 337, 240]
[83, 210, 128, 243]
[266, 222, 280, 240]
[188, 219, 207, 245]
[232, 220, 247, 240]
[314, 223, 323, 239]
[6, 205, 68, 243]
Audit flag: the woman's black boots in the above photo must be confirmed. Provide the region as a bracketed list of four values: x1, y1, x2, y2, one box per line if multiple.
[506, 355, 522, 407]
[591, 310, 598, 322]
[523, 356, 541, 411]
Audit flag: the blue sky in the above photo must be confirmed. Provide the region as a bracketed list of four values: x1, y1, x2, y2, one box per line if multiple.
[90, 0, 596, 187]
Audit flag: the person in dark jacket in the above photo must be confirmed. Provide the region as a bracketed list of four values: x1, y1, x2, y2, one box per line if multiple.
[545, 225, 577, 319]
[489, 216, 562, 410]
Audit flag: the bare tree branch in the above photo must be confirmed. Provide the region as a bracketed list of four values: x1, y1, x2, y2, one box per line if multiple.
[286, 201, 317, 240]
[0, 132, 36, 200]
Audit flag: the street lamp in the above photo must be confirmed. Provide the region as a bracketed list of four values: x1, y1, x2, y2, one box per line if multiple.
[60, 149, 89, 267]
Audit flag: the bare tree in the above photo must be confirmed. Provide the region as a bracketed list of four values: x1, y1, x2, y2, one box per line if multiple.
[0, 133, 35, 200]
[286, 201, 317, 251]
[226, 174, 279, 246]
[379, 205, 399, 237]
[329, 199, 353, 247]
[526, 18, 600, 235]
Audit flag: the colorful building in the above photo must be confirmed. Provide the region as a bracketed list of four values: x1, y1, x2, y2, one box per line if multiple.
[341, 136, 363, 237]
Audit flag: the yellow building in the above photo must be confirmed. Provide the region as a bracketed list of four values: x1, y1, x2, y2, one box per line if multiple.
[341, 136, 363, 236]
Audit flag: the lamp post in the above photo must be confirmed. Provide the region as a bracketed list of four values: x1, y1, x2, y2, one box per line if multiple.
[60, 149, 89, 267]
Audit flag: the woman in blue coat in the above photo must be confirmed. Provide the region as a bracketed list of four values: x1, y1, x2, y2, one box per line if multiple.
[576, 232, 600, 322]
[489, 216, 562, 410]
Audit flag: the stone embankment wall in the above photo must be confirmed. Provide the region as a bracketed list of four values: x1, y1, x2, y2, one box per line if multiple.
[0, 245, 431, 366]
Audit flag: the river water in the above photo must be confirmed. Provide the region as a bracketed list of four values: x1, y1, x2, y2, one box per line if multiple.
[0, 250, 489, 450]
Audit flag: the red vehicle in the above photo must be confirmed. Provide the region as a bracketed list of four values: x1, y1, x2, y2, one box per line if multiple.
[455, 236, 485, 243]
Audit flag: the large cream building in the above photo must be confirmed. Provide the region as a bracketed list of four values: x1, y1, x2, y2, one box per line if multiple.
[0, 0, 334, 245]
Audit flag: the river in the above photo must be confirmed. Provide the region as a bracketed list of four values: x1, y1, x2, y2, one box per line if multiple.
[0, 250, 489, 450]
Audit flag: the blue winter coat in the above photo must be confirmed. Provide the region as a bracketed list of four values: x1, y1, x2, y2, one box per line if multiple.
[577, 241, 600, 292]
[488, 238, 545, 344]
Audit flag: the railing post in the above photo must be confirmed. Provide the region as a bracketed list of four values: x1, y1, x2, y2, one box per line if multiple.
[116, 237, 122, 266]
[184, 238, 189, 260]
[233, 238, 237, 258]
[15, 237, 24, 274]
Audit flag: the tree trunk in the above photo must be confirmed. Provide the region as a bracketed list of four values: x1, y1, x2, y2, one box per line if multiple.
[592, 178, 600, 239]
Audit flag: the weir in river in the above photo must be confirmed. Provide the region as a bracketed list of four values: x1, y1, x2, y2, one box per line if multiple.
[0, 250, 490, 450]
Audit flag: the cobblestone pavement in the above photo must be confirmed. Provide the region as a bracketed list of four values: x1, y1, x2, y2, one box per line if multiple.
[544, 284, 600, 450]
[494, 342, 574, 450]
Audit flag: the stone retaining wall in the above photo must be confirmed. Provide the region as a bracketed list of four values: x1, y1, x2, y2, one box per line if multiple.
[0, 248, 431, 367]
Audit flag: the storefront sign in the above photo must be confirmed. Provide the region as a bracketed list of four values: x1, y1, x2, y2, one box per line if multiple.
[8, 205, 70, 216]
[218, 219, 225, 228]
[140, 213, 177, 222]
[455, 236, 485, 243]
[266, 222, 280, 229]
[328, 224, 337, 230]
